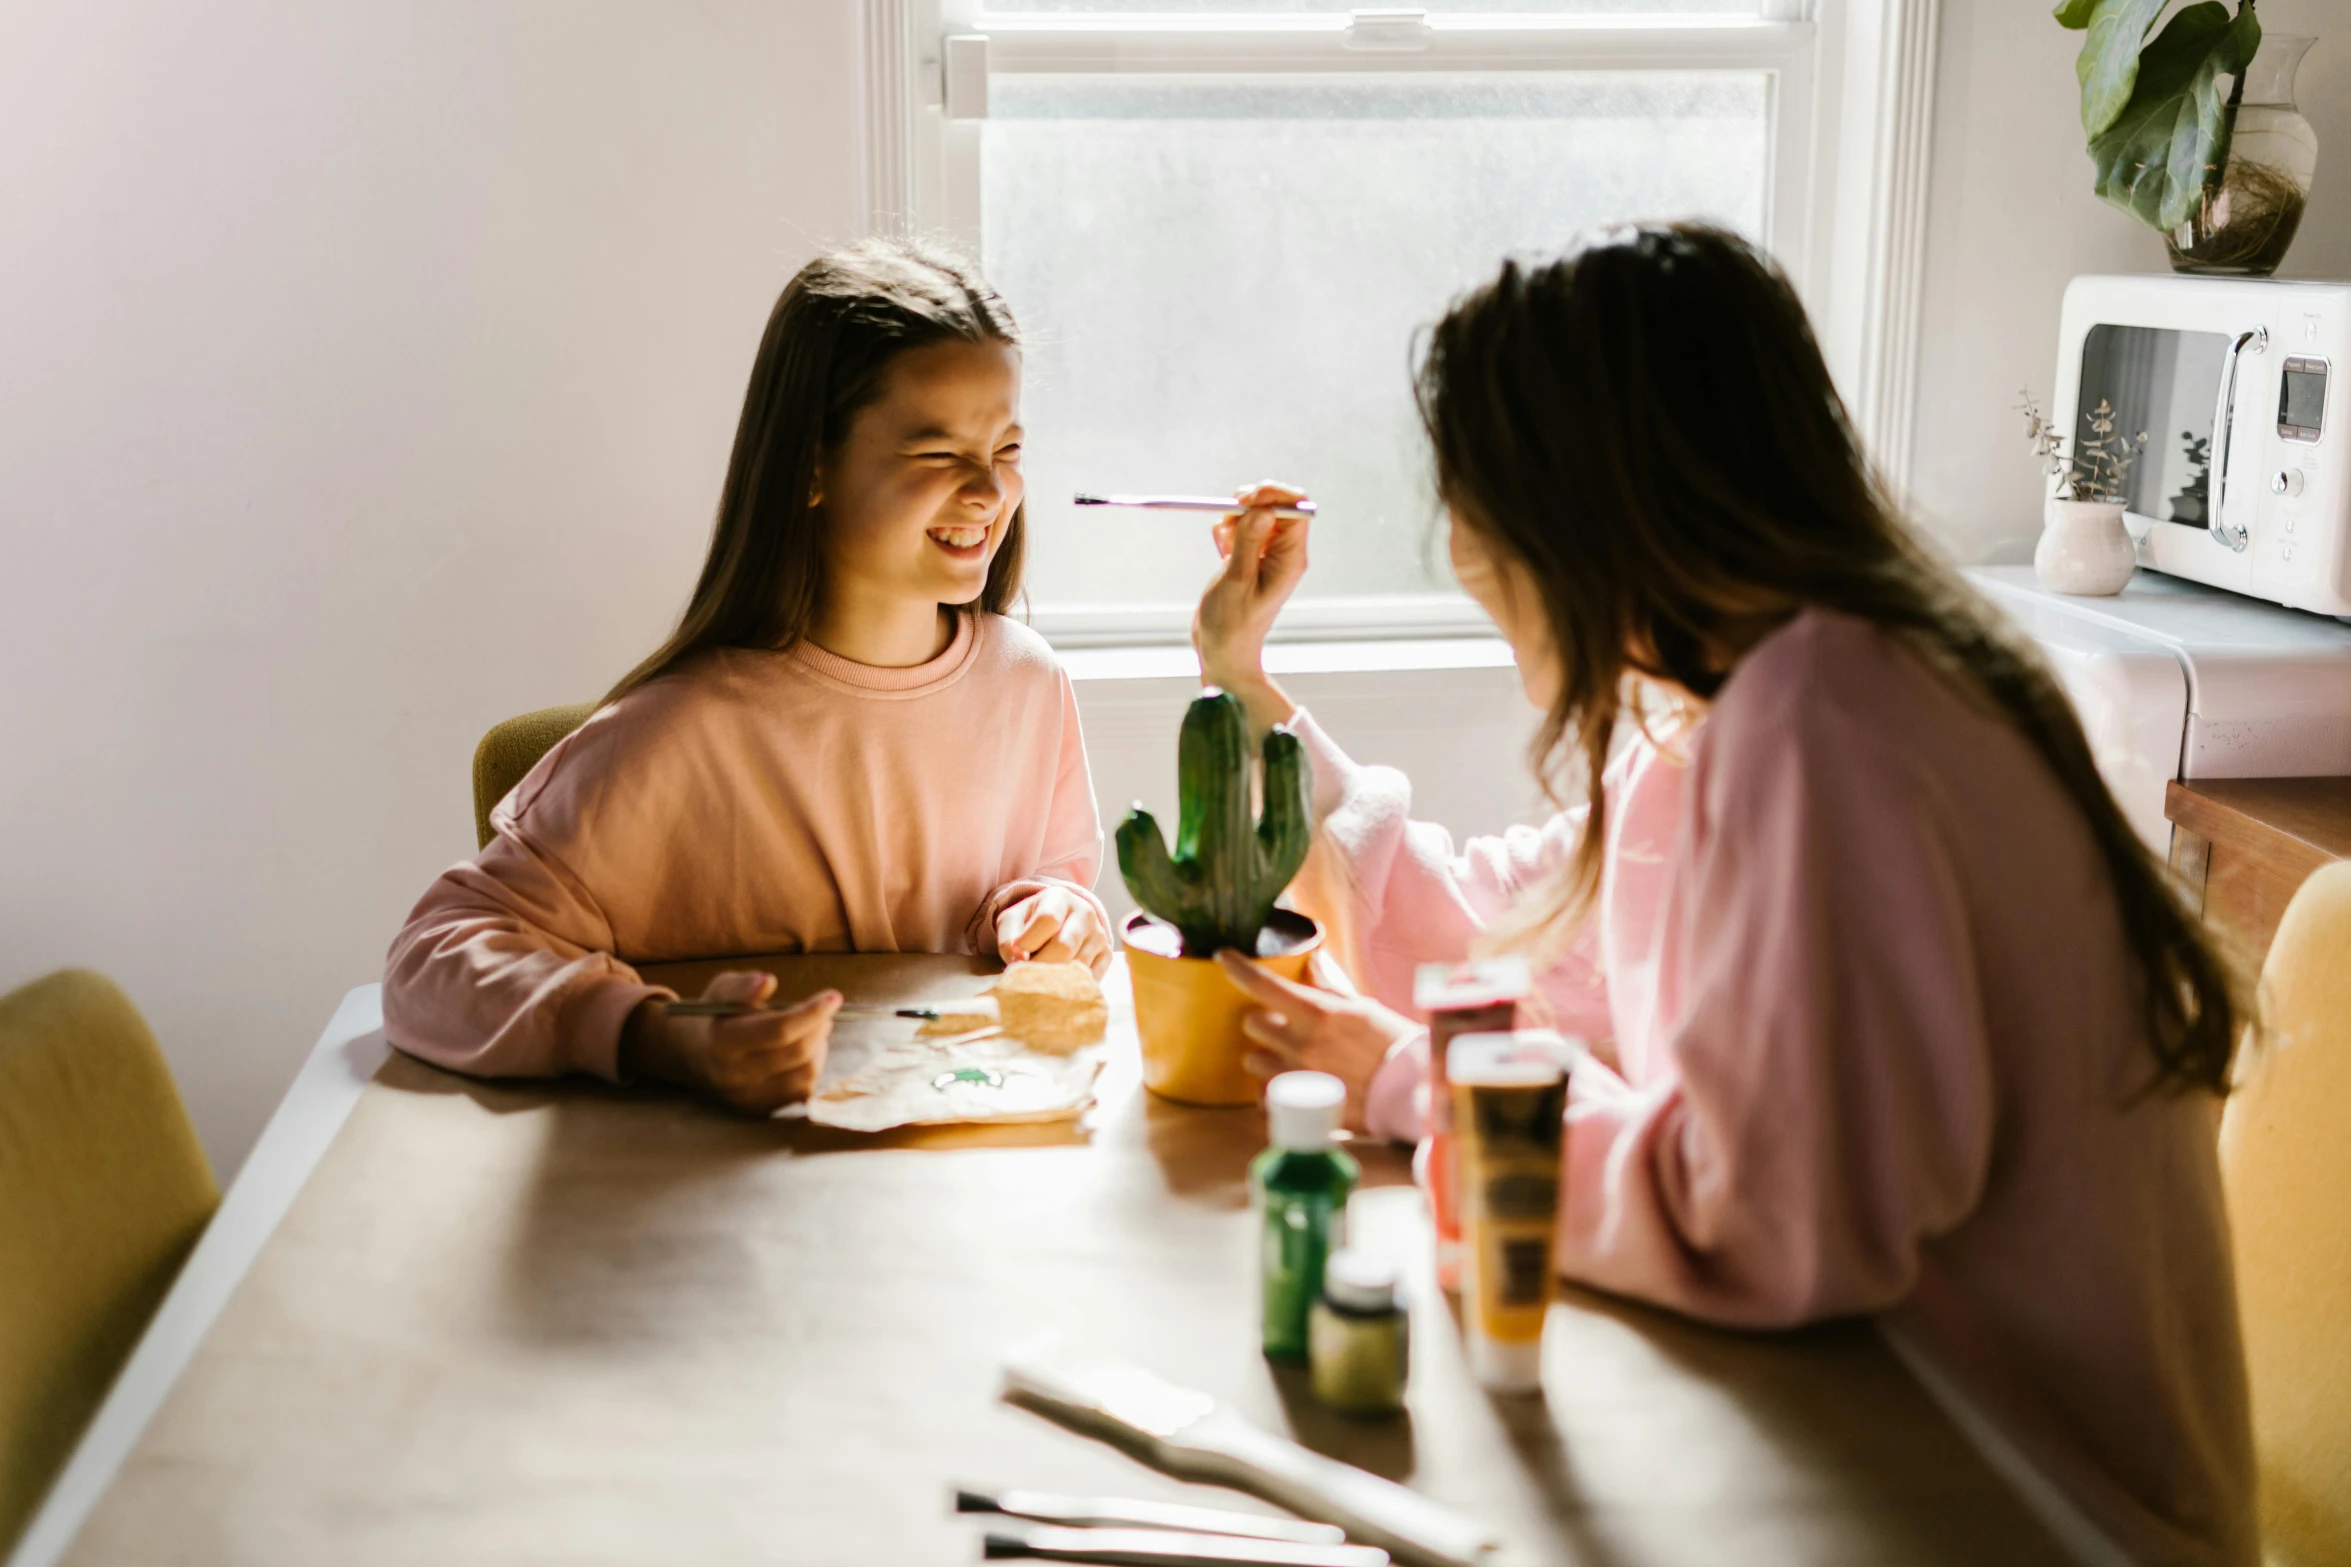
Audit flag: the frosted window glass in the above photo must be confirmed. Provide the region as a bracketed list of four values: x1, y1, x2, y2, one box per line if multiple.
[983, 75, 1770, 608]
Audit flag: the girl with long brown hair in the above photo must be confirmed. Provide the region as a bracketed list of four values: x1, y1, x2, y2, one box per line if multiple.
[385, 240, 1108, 1112]
[1203, 226, 2252, 1564]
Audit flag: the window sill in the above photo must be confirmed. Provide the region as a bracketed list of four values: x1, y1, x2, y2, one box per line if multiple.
[1060, 635, 1513, 685]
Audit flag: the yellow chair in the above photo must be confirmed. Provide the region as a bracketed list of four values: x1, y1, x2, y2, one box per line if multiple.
[0, 970, 217, 1556]
[472, 701, 597, 849]
[2221, 860, 2351, 1566]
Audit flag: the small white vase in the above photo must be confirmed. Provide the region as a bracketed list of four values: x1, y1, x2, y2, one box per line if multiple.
[2034, 499, 2137, 596]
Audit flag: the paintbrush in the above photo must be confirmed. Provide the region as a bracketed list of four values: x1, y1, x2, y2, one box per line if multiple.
[1002, 1337, 1499, 1566]
[1074, 493, 1317, 521]
[662, 1000, 960, 1020]
[955, 1488, 1346, 1546]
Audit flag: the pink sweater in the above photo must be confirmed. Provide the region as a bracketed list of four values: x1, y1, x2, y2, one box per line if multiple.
[384, 612, 1105, 1081]
[1290, 610, 2254, 1567]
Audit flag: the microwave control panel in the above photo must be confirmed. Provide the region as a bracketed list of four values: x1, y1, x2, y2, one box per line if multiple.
[2279, 354, 2327, 443]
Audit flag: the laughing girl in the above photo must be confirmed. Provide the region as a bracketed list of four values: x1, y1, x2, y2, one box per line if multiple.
[385, 241, 1107, 1114]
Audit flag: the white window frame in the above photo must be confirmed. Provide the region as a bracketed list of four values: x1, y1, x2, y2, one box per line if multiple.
[860, 0, 1938, 648]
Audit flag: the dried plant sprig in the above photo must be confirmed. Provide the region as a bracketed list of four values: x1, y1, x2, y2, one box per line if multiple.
[2017, 390, 2149, 504]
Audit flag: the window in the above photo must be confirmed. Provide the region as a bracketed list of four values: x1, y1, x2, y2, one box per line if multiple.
[875, 0, 1923, 645]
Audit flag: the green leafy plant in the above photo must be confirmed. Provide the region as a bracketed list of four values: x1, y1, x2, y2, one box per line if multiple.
[2021, 391, 2150, 502]
[2055, 0, 2263, 231]
[1116, 689, 1313, 959]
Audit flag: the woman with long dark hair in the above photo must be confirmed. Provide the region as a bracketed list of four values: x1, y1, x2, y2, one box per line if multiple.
[385, 240, 1107, 1112]
[1204, 226, 2252, 1564]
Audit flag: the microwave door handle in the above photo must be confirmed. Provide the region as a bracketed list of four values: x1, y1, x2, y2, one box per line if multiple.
[2207, 327, 2266, 554]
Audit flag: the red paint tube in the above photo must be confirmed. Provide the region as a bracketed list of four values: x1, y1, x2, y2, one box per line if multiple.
[1412, 958, 1531, 1293]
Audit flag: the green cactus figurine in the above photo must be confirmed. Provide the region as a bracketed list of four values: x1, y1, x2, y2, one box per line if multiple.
[1117, 688, 1314, 958]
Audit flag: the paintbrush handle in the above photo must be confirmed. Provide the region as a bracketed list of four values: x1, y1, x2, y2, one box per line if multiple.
[1073, 493, 1316, 521]
[982, 1526, 1386, 1566]
[662, 1001, 939, 1020]
[958, 1488, 1345, 1547]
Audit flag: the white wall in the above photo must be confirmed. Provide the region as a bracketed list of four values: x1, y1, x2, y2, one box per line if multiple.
[1910, 0, 2351, 563]
[0, 1, 862, 1175]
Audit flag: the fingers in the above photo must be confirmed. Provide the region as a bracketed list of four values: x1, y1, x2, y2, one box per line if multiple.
[998, 888, 1112, 972]
[699, 969, 779, 1006]
[1068, 908, 1112, 974]
[1217, 508, 1276, 588]
[709, 988, 836, 1053]
[1207, 504, 1308, 629]
[1245, 1047, 1296, 1081]
[1043, 897, 1110, 973]
[1259, 510, 1309, 588]
[1226, 483, 1309, 565]
[1215, 948, 1330, 1014]
[1240, 1006, 1304, 1054]
[1014, 908, 1063, 956]
[997, 890, 1065, 963]
[1234, 480, 1308, 510]
[706, 992, 836, 1113]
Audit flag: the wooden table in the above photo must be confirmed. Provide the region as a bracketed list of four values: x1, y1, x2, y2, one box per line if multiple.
[56, 955, 2070, 1566]
[2167, 776, 2351, 963]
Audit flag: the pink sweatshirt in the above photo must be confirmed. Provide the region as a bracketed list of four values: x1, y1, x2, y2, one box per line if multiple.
[384, 612, 1105, 1081]
[1288, 609, 2254, 1567]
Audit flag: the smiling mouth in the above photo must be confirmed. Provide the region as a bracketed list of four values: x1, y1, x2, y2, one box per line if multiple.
[926, 524, 990, 559]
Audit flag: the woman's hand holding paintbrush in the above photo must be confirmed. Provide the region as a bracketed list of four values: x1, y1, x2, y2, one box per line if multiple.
[1194, 481, 1312, 735]
[1187, 482, 1422, 1120]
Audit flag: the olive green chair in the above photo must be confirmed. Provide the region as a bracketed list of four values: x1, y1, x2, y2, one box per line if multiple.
[2220, 860, 2351, 1566]
[471, 702, 597, 849]
[0, 969, 217, 1557]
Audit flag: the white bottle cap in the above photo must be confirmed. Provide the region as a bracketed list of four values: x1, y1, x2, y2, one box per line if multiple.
[1413, 956, 1533, 1011]
[1265, 1071, 1345, 1150]
[1321, 1248, 1398, 1312]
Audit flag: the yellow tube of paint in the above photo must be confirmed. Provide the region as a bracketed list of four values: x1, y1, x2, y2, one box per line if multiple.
[1449, 1031, 1578, 1393]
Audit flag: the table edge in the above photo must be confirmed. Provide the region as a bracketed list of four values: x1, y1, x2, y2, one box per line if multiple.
[5, 985, 389, 1567]
[2165, 776, 2351, 864]
[1879, 1325, 2124, 1567]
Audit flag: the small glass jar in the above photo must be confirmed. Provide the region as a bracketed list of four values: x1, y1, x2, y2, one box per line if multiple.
[1308, 1249, 1409, 1417]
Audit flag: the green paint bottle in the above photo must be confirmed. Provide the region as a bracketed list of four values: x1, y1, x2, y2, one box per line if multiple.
[1251, 1072, 1359, 1363]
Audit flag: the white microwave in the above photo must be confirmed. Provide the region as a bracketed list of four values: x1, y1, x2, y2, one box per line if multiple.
[2054, 274, 2350, 619]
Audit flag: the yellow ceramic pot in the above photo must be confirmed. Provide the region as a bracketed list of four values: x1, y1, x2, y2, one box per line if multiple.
[1121, 909, 1325, 1106]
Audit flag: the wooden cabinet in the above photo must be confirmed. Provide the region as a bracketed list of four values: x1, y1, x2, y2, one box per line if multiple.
[2166, 777, 2351, 965]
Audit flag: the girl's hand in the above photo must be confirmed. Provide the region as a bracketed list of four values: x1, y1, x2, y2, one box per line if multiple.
[996, 885, 1112, 974]
[621, 971, 838, 1115]
[1215, 949, 1420, 1127]
[1194, 481, 1310, 732]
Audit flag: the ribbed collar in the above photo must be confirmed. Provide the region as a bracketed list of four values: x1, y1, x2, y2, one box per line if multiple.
[787, 610, 981, 699]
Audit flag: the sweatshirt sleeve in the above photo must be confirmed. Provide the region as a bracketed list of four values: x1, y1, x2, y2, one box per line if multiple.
[382, 724, 672, 1082]
[1283, 709, 1589, 1018]
[1551, 688, 1996, 1327]
[967, 666, 1110, 953]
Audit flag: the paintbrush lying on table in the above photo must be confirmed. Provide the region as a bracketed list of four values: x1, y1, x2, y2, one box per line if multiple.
[662, 1000, 954, 1020]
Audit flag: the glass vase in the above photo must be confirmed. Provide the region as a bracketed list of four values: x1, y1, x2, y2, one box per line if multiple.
[2167, 35, 2318, 277]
